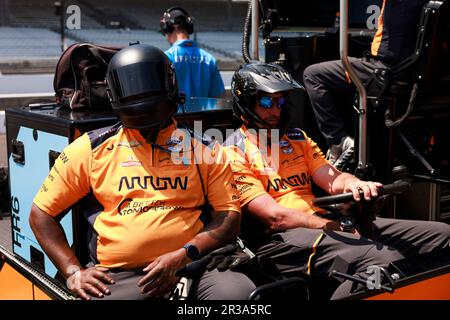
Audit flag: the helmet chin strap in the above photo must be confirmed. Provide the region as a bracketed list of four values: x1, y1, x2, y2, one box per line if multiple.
[139, 128, 158, 143]
[139, 117, 173, 143]
[136, 93, 180, 143]
[241, 103, 281, 131]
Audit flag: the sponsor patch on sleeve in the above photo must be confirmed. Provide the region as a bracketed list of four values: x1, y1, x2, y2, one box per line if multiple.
[286, 128, 306, 141]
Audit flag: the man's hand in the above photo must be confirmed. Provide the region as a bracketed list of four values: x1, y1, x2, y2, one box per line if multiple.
[206, 245, 254, 272]
[66, 266, 115, 300]
[175, 242, 255, 279]
[138, 248, 190, 298]
[312, 165, 383, 203]
[344, 180, 383, 202]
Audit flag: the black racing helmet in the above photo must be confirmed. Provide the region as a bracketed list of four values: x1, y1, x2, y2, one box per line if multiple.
[231, 62, 304, 128]
[106, 44, 179, 130]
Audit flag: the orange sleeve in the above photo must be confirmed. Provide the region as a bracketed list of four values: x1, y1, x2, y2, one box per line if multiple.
[224, 145, 267, 207]
[33, 134, 92, 217]
[371, 0, 386, 56]
[302, 131, 329, 175]
[203, 142, 241, 213]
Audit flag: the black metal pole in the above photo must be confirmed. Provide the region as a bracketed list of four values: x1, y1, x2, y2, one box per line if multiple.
[61, 0, 66, 52]
[54, 1, 65, 52]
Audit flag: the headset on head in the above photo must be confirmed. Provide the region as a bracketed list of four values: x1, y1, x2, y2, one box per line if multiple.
[160, 7, 194, 35]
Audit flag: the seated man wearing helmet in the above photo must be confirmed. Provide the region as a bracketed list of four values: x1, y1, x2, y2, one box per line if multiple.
[29, 44, 256, 300]
[223, 62, 450, 299]
[160, 6, 225, 99]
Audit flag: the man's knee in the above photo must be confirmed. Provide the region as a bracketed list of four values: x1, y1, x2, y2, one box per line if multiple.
[397, 219, 450, 252]
[361, 246, 404, 269]
[430, 221, 450, 237]
[303, 64, 321, 87]
[321, 234, 404, 272]
[426, 221, 450, 247]
[195, 269, 256, 300]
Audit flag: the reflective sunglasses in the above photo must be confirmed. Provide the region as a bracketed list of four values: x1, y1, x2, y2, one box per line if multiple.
[258, 96, 287, 109]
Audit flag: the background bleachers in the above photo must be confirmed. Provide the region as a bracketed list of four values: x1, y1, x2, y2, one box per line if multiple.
[0, 0, 259, 70]
[0, 0, 248, 31]
[0, 27, 75, 57]
[2, 0, 104, 29]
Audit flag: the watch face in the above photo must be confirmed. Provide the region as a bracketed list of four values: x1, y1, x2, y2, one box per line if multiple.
[341, 218, 354, 230]
[184, 244, 200, 260]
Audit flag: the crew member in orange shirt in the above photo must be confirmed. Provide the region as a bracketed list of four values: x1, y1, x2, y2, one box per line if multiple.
[224, 62, 450, 299]
[29, 44, 256, 300]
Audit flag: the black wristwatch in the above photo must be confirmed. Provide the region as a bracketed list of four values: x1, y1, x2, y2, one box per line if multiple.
[340, 217, 355, 232]
[183, 244, 200, 260]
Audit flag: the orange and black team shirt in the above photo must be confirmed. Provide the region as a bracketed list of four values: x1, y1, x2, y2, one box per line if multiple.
[34, 119, 240, 269]
[223, 125, 329, 216]
[371, 0, 428, 65]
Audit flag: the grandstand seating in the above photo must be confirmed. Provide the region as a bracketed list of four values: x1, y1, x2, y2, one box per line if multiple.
[1, 0, 248, 31]
[87, 0, 248, 31]
[65, 29, 169, 50]
[196, 32, 265, 60]
[0, 0, 256, 61]
[64, 29, 263, 61]
[0, 27, 75, 57]
[4, 0, 104, 29]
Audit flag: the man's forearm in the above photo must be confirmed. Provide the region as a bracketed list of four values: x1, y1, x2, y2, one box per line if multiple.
[186, 210, 240, 256]
[267, 206, 331, 232]
[29, 205, 82, 279]
[330, 172, 360, 194]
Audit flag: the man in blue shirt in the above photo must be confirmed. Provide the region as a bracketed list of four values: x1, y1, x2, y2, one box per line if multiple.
[160, 7, 225, 99]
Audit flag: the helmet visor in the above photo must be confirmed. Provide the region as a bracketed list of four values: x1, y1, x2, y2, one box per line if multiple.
[109, 61, 169, 101]
[258, 96, 287, 109]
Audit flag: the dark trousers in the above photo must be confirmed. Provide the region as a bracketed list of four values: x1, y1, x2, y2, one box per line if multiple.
[303, 56, 387, 145]
[88, 267, 256, 300]
[254, 218, 450, 300]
